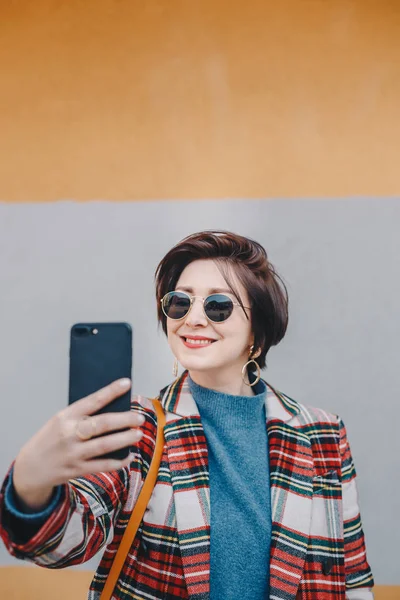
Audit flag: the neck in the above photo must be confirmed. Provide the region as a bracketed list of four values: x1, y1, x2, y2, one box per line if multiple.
[188, 367, 255, 397]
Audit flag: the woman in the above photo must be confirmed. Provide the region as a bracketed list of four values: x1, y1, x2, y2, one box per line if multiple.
[0, 231, 374, 599]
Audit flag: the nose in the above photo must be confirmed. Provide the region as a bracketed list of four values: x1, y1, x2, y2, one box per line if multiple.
[185, 297, 208, 328]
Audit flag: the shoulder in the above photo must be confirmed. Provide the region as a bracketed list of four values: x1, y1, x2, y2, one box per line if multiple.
[130, 395, 159, 433]
[130, 395, 160, 439]
[271, 385, 341, 431]
[273, 389, 350, 471]
[131, 394, 157, 414]
[296, 398, 340, 428]
[128, 396, 160, 475]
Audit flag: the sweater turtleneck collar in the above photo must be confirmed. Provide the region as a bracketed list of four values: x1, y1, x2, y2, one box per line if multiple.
[188, 374, 267, 427]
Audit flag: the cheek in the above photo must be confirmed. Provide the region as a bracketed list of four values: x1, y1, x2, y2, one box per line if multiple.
[166, 322, 173, 341]
[223, 316, 252, 341]
[166, 320, 180, 344]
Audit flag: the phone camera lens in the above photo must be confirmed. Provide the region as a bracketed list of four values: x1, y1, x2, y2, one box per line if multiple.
[73, 326, 90, 338]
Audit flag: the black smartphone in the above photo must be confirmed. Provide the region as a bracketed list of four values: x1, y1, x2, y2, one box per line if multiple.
[68, 322, 133, 460]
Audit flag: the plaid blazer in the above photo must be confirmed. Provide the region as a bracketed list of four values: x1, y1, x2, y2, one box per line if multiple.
[0, 372, 374, 600]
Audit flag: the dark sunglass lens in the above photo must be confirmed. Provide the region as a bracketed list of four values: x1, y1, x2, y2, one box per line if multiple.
[163, 292, 190, 319]
[204, 294, 234, 322]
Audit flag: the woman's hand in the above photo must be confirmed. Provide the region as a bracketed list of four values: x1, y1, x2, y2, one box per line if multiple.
[12, 378, 144, 511]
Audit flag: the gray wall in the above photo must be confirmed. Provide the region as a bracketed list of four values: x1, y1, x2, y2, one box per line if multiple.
[0, 198, 399, 583]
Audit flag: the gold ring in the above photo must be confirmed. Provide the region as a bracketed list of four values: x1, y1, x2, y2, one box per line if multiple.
[75, 416, 96, 441]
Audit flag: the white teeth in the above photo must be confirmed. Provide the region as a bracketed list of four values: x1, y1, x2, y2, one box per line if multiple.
[185, 338, 214, 345]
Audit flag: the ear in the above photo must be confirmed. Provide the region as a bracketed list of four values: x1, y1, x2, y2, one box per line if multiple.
[249, 344, 261, 359]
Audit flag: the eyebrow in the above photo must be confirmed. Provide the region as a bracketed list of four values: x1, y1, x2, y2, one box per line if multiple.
[177, 286, 235, 295]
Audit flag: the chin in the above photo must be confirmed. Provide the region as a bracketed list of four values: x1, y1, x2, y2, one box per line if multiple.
[178, 356, 217, 373]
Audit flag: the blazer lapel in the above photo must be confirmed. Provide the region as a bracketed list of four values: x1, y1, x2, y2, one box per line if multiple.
[161, 374, 211, 600]
[266, 385, 313, 600]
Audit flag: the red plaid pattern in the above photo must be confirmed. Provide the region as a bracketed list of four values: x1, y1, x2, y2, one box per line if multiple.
[0, 372, 374, 599]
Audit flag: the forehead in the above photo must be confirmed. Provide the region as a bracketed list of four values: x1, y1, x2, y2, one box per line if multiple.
[176, 259, 248, 299]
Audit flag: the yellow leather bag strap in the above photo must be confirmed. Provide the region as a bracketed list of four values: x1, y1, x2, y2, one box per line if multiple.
[100, 398, 166, 600]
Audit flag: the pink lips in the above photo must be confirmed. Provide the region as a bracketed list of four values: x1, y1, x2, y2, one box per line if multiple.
[181, 336, 216, 349]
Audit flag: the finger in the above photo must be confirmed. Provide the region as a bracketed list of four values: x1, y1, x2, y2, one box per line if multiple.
[75, 416, 97, 441]
[78, 453, 133, 477]
[68, 379, 131, 419]
[79, 429, 143, 462]
[88, 411, 145, 437]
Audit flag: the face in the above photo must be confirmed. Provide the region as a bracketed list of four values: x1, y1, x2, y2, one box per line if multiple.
[166, 259, 254, 385]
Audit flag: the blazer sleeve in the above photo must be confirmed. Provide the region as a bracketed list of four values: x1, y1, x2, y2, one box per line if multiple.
[0, 396, 156, 569]
[0, 462, 132, 567]
[339, 418, 375, 600]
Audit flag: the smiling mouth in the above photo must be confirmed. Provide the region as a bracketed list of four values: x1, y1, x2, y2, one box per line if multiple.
[181, 337, 217, 347]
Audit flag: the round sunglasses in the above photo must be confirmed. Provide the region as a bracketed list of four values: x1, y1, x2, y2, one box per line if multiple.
[161, 291, 250, 324]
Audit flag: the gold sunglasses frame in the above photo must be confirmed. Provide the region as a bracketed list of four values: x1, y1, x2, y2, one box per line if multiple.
[161, 291, 250, 323]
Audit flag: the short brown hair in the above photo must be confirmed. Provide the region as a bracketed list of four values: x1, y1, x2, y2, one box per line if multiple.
[155, 230, 288, 370]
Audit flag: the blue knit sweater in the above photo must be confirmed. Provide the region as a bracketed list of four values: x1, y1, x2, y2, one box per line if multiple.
[189, 376, 271, 600]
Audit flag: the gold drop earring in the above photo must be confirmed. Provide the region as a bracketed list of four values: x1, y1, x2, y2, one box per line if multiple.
[173, 358, 179, 378]
[241, 345, 261, 387]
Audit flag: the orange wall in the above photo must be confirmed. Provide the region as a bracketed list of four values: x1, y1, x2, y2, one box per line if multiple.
[1, 0, 400, 201]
